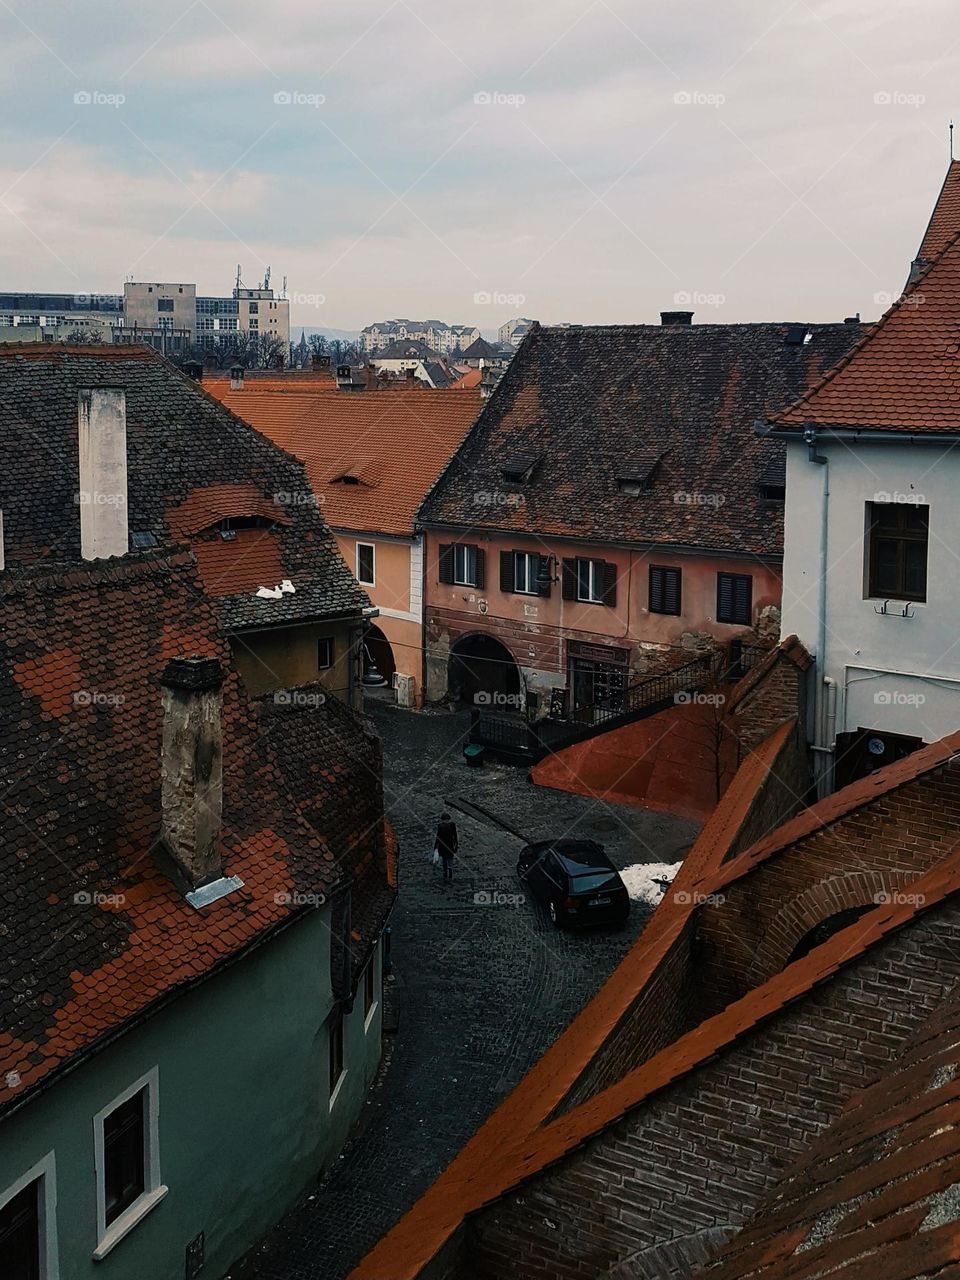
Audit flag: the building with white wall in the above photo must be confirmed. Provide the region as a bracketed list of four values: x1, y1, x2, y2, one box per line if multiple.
[761, 180, 960, 791]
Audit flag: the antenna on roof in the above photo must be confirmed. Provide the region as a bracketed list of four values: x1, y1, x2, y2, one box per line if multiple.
[952, 120, 955, 162]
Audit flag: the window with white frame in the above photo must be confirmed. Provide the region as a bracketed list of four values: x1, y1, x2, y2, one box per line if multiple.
[576, 558, 604, 603]
[453, 544, 477, 586]
[0, 1152, 58, 1280]
[357, 543, 375, 586]
[93, 1068, 166, 1260]
[513, 551, 540, 595]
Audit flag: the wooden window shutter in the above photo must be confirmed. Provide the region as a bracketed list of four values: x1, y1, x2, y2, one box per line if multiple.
[735, 574, 752, 623]
[602, 561, 618, 607]
[538, 554, 552, 598]
[664, 568, 681, 615]
[474, 547, 485, 589]
[717, 572, 734, 621]
[561, 558, 578, 600]
[438, 544, 454, 584]
[500, 550, 513, 592]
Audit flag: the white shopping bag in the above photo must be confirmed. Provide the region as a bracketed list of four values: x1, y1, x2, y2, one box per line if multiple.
[431, 847, 440, 866]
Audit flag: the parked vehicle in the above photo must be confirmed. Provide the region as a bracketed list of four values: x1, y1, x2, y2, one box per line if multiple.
[517, 839, 630, 929]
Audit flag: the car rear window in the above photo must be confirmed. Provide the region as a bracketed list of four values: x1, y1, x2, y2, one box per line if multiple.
[571, 872, 620, 894]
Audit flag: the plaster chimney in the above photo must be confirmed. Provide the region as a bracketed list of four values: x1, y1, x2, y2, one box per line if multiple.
[160, 657, 224, 888]
[230, 364, 244, 390]
[78, 388, 128, 560]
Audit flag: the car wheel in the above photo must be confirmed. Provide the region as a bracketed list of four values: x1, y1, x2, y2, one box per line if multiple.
[548, 901, 561, 928]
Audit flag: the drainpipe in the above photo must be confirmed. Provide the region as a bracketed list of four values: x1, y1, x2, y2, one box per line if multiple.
[803, 425, 831, 795]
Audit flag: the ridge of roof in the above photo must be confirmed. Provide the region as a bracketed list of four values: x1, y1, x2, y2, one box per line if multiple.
[709, 727, 960, 892]
[724, 633, 812, 713]
[764, 225, 960, 434]
[353, 844, 960, 1279]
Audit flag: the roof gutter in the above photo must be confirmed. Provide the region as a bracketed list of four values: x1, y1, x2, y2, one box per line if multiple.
[756, 419, 960, 445]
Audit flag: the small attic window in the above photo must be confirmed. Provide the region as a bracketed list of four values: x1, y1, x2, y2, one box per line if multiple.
[130, 530, 158, 549]
[500, 453, 543, 485]
[758, 455, 786, 503]
[212, 515, 278, 540]
[759, 483, 786, 503]
[616, 452, 662, 495]
[332, 473, 361, 485]
[784, 326, 812, 346]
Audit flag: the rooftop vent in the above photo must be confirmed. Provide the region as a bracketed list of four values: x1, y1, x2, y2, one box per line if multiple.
[660, 311, 694, 326]
[784, 326, 812, 346]
[844, 313, 861, 324]
[229, 364, 244, 390]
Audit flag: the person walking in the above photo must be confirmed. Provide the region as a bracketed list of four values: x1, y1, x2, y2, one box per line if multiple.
[435, 812, 458, 882]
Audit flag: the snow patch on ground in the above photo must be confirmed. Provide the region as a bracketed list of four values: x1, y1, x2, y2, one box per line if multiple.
[620, 861, 682, 906]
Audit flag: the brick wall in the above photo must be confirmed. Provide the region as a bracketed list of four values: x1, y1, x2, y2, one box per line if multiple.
[696, 759, 960, 1001]
[461, 901, 960, 1280]
[552, 916, 700, 1116]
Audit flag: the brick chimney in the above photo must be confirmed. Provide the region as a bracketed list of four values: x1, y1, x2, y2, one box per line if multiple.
[660, 310, 694, 326]
[160, 657, 224, 888]
[78, 388, 128, 560]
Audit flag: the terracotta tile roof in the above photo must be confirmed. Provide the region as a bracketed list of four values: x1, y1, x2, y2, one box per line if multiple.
[917, 160, 960, 263]
[204, 384, 481, 537]
[767, 229, 960, 435]
[418, 322, 866, 556]
[349, 719, 801, 1280]
[191, 527, 288, 596]
[699, 993, 960, 1278]
[353, 835, 960, 1279]
[0, 551, 389, 1116]
[0, 344, 368, 624]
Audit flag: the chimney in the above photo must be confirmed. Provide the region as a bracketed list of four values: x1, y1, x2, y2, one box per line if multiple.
[183, 359, 203, 381]
[78, 388, 128, 560]
[660, 310, 694, 326]
[160, 657, 224, 889]
[229, 364, 244, 391]
[844, 313, 861, 324]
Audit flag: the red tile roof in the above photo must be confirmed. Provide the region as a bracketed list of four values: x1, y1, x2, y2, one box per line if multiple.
[768, 230, 960, 435]
[351, 722, 960, 1280]
[0, 551, 390, 1115]
[917, 160, 960, 262]
[204, 384, 481, 537]
[699, 993, 960, 1278]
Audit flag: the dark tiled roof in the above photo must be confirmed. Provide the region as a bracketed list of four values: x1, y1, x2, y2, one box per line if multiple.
[0, 344, 368, 623]
[0, 551, 387, 1115]
[459, 336, 501, 360]
[768, 231, 960, 436]
[419, 322, 867, 555]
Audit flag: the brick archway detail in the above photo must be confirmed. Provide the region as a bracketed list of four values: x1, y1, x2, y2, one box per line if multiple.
[748, 870, 925, 986]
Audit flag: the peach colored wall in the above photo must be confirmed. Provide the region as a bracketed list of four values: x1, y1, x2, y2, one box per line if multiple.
[424, 531, 781, 649]
[332, 531, 424, 704]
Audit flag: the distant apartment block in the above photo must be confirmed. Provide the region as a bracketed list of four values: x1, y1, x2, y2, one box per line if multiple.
[0, 272, 290, 354]
[497, 317, 536, 347]
[360, 319, 481, 354]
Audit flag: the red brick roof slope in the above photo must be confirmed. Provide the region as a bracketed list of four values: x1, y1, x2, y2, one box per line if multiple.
[205, 384, 481, 537]
[698, 993, 960, 1278]
[0, 551, 386, 1116]
[0, 344, 368, 627]
[917, 160, 960, 262]
[768, 230, 960, 435]
[417, 322, 866, 556]
[353, 844, 960, 1279]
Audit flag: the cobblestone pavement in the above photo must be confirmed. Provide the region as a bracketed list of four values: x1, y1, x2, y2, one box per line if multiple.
[242, 703, 700, 1280]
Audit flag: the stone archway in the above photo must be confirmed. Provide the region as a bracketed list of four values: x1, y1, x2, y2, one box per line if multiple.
[448, 632, 523, 710]
[748, 869, 926, 986]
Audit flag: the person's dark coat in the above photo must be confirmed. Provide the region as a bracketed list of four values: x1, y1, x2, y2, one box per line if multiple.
[435, 819, 458, 859]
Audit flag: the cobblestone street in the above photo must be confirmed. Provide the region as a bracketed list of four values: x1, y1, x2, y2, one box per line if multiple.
[243, 703, 700, 1280]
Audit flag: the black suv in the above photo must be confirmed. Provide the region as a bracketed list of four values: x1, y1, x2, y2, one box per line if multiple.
[517, 839, 629, 930]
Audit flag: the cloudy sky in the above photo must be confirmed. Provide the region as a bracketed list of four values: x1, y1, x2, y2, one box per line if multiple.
[0, 0, 957, 332]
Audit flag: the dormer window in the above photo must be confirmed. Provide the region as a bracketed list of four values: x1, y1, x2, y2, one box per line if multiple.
[500, 453, 543, 485]
[332, 474, 361, 485]
[758, 456, 786, 505]
[616, 450, 662, 495]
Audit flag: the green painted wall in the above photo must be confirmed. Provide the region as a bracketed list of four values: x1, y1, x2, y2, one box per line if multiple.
[0, 907, 384, 1279]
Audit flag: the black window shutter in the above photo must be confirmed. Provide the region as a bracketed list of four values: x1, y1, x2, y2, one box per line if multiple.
[438, 544, 453, 584]
[474, 547, 485, 589]
[735, 574, 752, 624]
[650, 566, 664, 613]
[602, 561, 617, 607]
[500, 550, 513, 592]
[538, 554, 552, 598]
[561, 558, 578, 600]
[717, 573, 734, 622]
[664, 568, 681, 616]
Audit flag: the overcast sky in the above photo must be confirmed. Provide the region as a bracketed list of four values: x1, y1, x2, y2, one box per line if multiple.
[0, 0, 958, 332]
